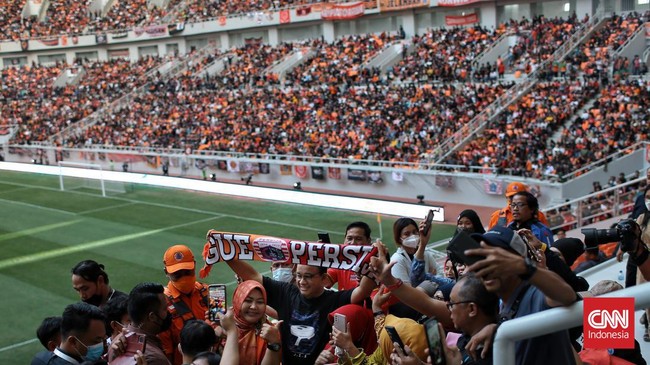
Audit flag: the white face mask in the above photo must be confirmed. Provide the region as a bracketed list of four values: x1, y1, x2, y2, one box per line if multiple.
[645, 199, 650, 211]
[402, 234, 420, 248]
[272, 267, 294, 283]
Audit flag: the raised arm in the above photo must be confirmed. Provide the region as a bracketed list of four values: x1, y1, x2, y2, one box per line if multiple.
[225, 259, 263, 284]
[351, 274, 378, 304]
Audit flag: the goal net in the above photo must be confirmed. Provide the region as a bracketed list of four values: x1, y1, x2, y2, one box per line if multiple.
[58, 162, 126, 197]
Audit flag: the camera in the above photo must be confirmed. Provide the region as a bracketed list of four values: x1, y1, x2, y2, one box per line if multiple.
[581, 219, 640, 251]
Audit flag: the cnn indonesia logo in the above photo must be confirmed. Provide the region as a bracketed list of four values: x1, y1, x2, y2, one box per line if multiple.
[583, 297, 634, 349]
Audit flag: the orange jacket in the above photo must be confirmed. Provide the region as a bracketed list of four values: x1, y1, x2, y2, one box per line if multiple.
[488, 206, 549, 230]
[160, 281, 210, 365]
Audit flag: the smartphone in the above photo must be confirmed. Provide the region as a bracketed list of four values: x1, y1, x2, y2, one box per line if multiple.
[446, 231, 484, 266]
[333, 313, 346, 356]
[423, 209, 434, 236]
[424, 318, 446, 365]
[318, 232, 331, 243]
[208, 284, 227, 322]
[110, 333, 146, 365]
[384, 325, 406, 353]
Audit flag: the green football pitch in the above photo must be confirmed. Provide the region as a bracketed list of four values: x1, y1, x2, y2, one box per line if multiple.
[0, 170, 455, 362]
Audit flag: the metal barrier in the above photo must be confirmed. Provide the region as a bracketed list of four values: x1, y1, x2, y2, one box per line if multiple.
[494, 281, 650, 365]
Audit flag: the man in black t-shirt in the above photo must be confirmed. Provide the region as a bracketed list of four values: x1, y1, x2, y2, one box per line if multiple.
[226, 260, 376, 365]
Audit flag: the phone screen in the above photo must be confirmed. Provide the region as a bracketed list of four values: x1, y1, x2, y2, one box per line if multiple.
[423, 209, 434, 236]
[384, 325, 405, 353]
[446, 231, 484, 266]
[424, 318, 445, 365]
[208, 284, 227, 322]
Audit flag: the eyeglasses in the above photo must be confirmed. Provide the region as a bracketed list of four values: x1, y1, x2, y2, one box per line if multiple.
[295, 273, 320, 282]
[509, 203, 528, 209]
[446, 300, 474, 310]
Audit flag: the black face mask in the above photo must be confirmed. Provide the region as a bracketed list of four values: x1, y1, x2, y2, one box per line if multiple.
[83, 293, 104, 307]
[155, 312, 172, 332]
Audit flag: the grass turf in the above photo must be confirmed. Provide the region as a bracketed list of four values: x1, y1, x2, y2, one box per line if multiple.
[0, 170, 455, 362]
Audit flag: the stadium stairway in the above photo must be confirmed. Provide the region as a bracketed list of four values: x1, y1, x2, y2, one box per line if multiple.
[363, 39, 410, 74]
[263, 47, 315, 87]
[472, 32, 509, 70]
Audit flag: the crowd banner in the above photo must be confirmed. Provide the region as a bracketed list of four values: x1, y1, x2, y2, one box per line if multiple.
[445, 13, 479, 26]
[437, 0, 480, 6]
[200, 231, 379, 278]
[379, 0, 429, 11]
[321, 2, 366, 20]
[484, 179, 504, 195]
[40, 38, 59, 46]
[134, 25, 168, 38]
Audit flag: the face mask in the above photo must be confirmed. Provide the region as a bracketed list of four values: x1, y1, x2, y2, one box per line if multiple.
[402, 234, 419, 248]
[456, 226, 473, 234]
[645, 199, 650, 211]
[272, 268, 294, 283]
[171, 274, 195, 294]
[155, 312, 173, 332]
[74, 337, 104, 361]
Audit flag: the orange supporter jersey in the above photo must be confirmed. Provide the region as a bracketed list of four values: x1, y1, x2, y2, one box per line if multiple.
[160, 281, 210, 365]
[488, 206, 550, 230]
[326, 267, 360, 291]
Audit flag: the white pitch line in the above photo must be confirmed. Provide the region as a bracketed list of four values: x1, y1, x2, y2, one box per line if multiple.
[0, 179, 345, 237]
[77, 202, 136, 215]
[0, 338, 39, 353]
[0, 197, 76, 216]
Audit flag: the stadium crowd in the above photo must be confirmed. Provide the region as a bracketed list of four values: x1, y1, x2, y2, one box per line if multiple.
[31, 180, 650, 364]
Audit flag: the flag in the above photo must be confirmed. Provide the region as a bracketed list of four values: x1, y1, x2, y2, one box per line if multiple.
[279, 9, 291, 23]
[435, 176, 454, 188]
[484, 179, 503, 195]
[227, 159, 240, 173]
[348, 168, 367, 181]
[376, 213, 381, 224]
[259, 163, 270, 174]
[295, 166, 308, 179]
[392, 171, 404, 182]
[280, 165, 292, 176]
[368, 171, 383, 184]
[311, 166, 325, 180]
[328, 167, 341, 180]
[217, 160, 227, 171]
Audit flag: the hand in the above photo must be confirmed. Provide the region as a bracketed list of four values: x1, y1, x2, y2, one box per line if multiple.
[465, 242, 526, 280]
[331, 324, 354, 353]
[372, 285, 392, 312]
[216, 306, 235, 334]
[617, 249, 624, 262]
[390, 344, 424, 365]
[260, 320, 283, 344]
[435, 323, 463, 365]
[418, 218, 432, 247]
[134, 350, 148, 365]
[370, 241, 398, 285]
[516, 229, 543, 249]
[465, 323, 497, 361]
[109, 328, 129, 361]
[314, 348, 335, 365]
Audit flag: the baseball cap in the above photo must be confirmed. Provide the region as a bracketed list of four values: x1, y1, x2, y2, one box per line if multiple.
[470, 226, 527, 257]
[163, 245, 195, 273]
[505, 182, 527, 197]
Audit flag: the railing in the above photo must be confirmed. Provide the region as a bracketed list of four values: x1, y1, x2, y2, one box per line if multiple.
[544, 176, 643, 232]
[560, 142, 647, 181]
[613, 18, 646, 56]
[471, 31, 508, 67]
[494, 282, 650, 365]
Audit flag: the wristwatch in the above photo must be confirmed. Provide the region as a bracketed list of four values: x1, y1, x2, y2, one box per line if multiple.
[267, 342, 281, 352]
[518, 257, 538, 281]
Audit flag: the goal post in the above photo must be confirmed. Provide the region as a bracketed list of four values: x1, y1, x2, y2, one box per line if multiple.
[57, 161, 126, 197]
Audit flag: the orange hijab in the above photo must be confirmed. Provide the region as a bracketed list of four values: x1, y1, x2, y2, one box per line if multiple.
[232, 280, 268, 365]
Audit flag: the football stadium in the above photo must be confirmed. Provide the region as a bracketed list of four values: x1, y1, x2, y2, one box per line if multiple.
[0, 0, 649, 364]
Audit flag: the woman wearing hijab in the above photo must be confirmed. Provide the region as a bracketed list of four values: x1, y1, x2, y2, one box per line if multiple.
[315, 304, 378, 364]
[328, 314, 427, 364]
[231, 280, 282, 365]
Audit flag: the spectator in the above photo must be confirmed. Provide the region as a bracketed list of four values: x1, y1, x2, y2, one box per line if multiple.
[71, 260, 127, 308]
[160, 245, 210, 365]
[456, 209, 486, 235]
[464, 226, 578, 365]
[390, 217, 439, 286]
[31, 316, 63, 365]
[109, 282, 171, 364]
[551, 238, 585, 267]
[326, 221, 372, 291]
[315, 304, 378, 364]
[179, 320, 218, 363]
[488, 182, 549, 229]
[102, 296, 130, 342]
[507, 191, 553, 246]
[573, 247, 607, 273]
[230, 280, 281, 365]
[225, 257, 376, 364]
[53, 302, 107, 364]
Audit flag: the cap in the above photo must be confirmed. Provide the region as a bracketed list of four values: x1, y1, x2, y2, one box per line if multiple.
[163, 245, 195, 273]
[471, 226, 527, 257]
[505, 182, 527, 197]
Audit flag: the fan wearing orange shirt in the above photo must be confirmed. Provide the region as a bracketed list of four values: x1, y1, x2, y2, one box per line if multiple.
[325, 222, 372, 290]
[488, 182, 549, 229]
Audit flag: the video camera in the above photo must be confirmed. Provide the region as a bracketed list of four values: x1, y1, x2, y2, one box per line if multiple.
[581, 219, 640, 251]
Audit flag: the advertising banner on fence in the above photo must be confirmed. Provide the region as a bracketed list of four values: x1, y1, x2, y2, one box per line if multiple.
[200, 231, 378, 278]
[134, 25, 168, 38]
[379, 0, 429, 11]
[321, 2, 365, 20]
[437, 0, 480, 6]
[445, 13, 479, 26]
